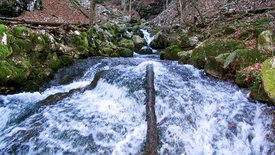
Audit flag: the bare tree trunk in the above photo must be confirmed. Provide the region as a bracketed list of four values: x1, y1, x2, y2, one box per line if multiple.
[129, 0, 132, 16]
[123, 0, 127, 12]
[190, 0, 205, 25]
[89, 0, 96, 26]
[166, 0, 169, 9]
[179, 0, 184, 24]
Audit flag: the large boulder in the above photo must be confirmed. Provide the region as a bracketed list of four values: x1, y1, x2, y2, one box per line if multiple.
[132, 35, 146, 51]
[261, 58, 275, 104]
[257, 30, 275, 55]
[161, 45, 182, 60]
[150, 32, 169, 49]
[138, 47, 153, 55]
[0, 0, 42, 17]
[116, 47, 133, 57]
[118, 39, 135, 50]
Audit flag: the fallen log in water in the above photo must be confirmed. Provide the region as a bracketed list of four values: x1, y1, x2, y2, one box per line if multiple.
[144, 64, 158, 155]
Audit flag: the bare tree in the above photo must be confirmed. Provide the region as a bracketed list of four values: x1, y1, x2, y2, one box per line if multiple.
[129, 0, 132, 16]
[89, 0, 96, 26]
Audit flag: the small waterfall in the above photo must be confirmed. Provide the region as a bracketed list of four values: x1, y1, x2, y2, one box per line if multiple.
[0, 56, 273, 154]
[140, 29, 154, 46]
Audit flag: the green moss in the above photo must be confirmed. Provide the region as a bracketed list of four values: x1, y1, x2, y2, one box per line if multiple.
[223, 26, 236, 35]
[101, 47, 114, 56]
[252, 19, 272, 29]
[163, 45, 182, 60]
[0, 24, 8, 36]
[0, 60, 27, 85]
[49, 53, 61, 71]
[0, 44, 11, 59]
[248, 71, 270, 102]
[59, 55, 74, 66]
[116, 47, 133, 57]
[118, 39, 135, 50]
[179, 33, 191, 48]
[235, 49, 263, 69]
[188, 40, 243, 69]
[235, 70, 247, 87]
[12, 26, 30, 38]
[261, 58, 275, 103]
[101, 23, 119, 38]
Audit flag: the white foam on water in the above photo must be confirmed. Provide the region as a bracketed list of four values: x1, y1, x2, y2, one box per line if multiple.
[140, 29, 154, 45]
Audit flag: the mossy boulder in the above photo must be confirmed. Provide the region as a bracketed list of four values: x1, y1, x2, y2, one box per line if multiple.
[138, 47, 153, 55]
[257, 30, 275, 55]
[0, 60, 28, 86]
[0, 24, 8, 36]
[12, 26, 31, 38]
[162, 45, 182, 60]
[59, 55, 74, 66]
[48, 53, 61, 71]
[205, 57, 228, 79]
[150, 32, 168, 49]
[118, 39, 135, 50]
[132, 35, 146, 51]
[116, 47, 133, 57]
[0, 44, 12, 59]
[179, 33, 191, 48]
[261, 58, 275, 104]
[188, 40, 244, 69]
[178, 50, 192, 64]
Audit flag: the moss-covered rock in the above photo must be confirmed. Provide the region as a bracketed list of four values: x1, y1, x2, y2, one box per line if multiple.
[132, 35, 146, 51]
[178, 50, 192, 64]
[138, 47, 153, 55]
[162, 45, 182, 60]
[233, 49, 264, 70]
[12, 26, 31, 38]
[0, 44, 11, 59]
[257, 30, 274, 55]
[188, 40, 244, 69]
[59, 55, 74, 66]
[116, 47, 133, 57]
[0, 24, 8, 36]
[179, 33, 191, 48]
[48, 53, 61, 71]
[150, 32, 168, 49]
[0, 60, 28, 86]
[261, 58, 275, 104]
[118, 39, 135, 50]
[205, 57, 228, 79]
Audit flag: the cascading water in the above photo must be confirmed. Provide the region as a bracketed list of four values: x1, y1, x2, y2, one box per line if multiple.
[0, 31, 274, 154]
[140, 29, 154, 45]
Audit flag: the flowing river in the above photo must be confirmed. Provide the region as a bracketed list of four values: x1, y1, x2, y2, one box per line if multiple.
[0, 30, 274, 154]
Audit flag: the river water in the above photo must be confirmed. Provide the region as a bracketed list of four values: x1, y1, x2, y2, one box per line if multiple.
[0, 28, 274, 154]
[0, 54, 273, 154]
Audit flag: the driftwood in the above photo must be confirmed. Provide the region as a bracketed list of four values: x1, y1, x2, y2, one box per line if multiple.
[144, 64, 158, 155]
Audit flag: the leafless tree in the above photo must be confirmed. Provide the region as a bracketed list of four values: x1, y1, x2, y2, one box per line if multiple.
[89, 0, 96, 26]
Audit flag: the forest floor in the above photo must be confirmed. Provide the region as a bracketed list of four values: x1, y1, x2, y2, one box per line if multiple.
[17, 0, 90, 24]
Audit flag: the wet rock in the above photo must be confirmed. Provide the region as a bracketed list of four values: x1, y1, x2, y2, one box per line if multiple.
[138, 47, 153, 55]
[150, 32, 169, 49]
[116, 47, 133, 57]
[205, 57, 227, 79]
[132, 35, 146, 51]
[162, 45, 182, 60]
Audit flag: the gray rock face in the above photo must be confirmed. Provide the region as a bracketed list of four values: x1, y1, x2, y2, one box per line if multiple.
[0, 0, 42, 17]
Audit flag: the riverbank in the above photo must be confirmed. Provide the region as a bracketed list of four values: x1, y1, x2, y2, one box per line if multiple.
[150, 12, 275, 106]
